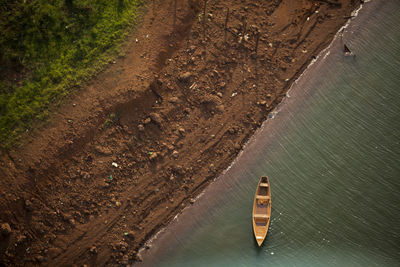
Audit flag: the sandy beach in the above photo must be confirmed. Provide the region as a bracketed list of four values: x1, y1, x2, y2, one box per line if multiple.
[0, 0, 361, 265]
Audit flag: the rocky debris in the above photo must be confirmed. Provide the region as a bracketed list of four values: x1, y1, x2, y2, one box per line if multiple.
[189, 198, 195, 204]
[149, 151, 158, 160]
[216, 92, 223, 98]
[172, 150, 179, 158]
[89, 246, 98, 254]
[16, 234, 27, 243]
[200, 95, 221, 108]
[149, 112, 162, 125]
[209, 163, 215, 172]
[216, 104, 225, 113]
[24, 199, 33, 212]
[121, 254, 130, 265]
[178, 127, 185, 135]
[119, 241, 129, 252]
[169, 97, 179, 103]
[137, 124, 145, 131]
[178, 72, 192, 82]
[115, 201, 121, 208]
[234, 143, 241, 150]
[94, 145, 112, 156]
[0, 223, 11, 237]
[144, 117, 151, 124]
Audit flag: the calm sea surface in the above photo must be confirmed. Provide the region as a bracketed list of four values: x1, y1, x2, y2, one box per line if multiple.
[139, 1, 400, 266]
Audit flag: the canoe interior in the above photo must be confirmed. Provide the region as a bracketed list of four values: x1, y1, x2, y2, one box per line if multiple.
[252, 176, 271, 246]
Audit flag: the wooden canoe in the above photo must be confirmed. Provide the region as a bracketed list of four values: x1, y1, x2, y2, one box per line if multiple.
[252, 176, 271, 246]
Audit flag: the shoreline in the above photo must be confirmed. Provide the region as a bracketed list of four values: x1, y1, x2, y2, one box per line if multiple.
[0, 1, 362, 265]
[137, 0, 375, 264]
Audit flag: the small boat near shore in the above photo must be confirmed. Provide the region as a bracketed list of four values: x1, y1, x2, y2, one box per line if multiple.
[344, 44, 355, 57]
[252, 176, 271, 246]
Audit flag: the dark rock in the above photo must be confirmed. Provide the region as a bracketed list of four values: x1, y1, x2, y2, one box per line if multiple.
[0, 223, 11, 236]
[150, 113, 162, 125]
[24, 199, 33, 211]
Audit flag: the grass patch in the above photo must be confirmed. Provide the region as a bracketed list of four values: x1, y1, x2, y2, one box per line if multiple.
[0, 0, 146, 148]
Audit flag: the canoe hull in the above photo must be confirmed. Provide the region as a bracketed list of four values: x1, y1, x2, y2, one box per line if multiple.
[252, 176, 271, 246]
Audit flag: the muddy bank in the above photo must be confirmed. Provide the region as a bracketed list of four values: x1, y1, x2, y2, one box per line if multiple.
[0, 0, 360, 266]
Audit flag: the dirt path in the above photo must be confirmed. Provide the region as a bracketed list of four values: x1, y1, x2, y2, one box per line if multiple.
[0, 0, 360, 265]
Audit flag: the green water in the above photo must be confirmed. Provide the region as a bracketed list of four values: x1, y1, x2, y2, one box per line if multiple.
[142, 1, 400, 266]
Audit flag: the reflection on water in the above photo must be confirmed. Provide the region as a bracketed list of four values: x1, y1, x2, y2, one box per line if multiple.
[141, 1, 400, 266]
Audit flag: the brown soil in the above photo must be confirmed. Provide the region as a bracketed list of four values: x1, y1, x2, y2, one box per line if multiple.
[0, 0, 360, 266]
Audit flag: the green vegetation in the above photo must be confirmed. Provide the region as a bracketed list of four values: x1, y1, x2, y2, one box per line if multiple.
[0, 0, 145, 148]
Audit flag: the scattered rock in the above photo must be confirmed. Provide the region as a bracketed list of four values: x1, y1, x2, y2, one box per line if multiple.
[24, 199, 33, 212]
[112, 162, 118, 168]
[89, 246, 97, 254]
[149, 152, 158, 160]
[0, 223, 11, 237]
[144, 117, 151, 125]
[257, 100, 267, 107]
[121, 254, 129, 265]
[172, 150, 179, 158]
[178, 72, 192, 82]
[216, 92, 223, 98]
[115, 201, 121, 208]
[234, 143, 241, 150]
[189, 198, 195, 204]
[94, 145, 112, 156]
[119, 241, 128, 252]
[138, 124, 145, 131]
[169, 97, 179, 103]
[216, 104, 224, 113]
[150, 113, 162, 125]
[209, 164, 215, 172]
[178, 128, 185, 135]
[136, 254, 143, 262]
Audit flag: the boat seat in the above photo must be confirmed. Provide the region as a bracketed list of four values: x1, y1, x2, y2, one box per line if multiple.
[256, 195, 270, 204]
[254, 214, 269, 220]
[256, 236, 264, 240]
[256, 195, 270, 201]
[259, 183, 269, 187]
